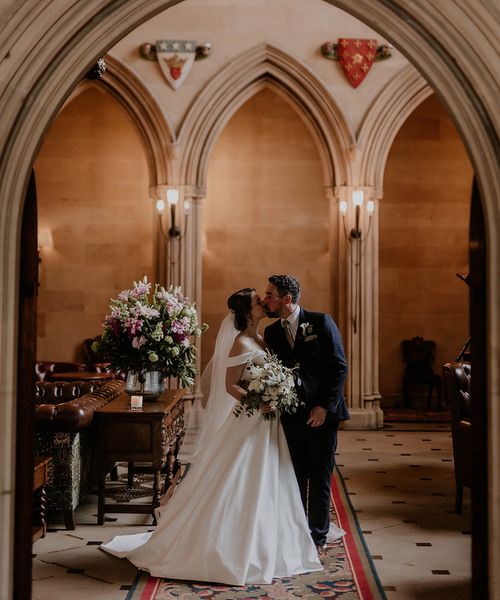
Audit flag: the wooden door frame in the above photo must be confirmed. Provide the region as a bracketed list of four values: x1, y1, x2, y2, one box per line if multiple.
[14, 171, 38, 599]
[470, 177, 488, 598]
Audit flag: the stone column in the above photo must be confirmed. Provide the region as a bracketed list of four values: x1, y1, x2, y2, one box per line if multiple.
[331, 185, 383, 429]
[183, 185, 206, 399]
[362, 186, 383, 427]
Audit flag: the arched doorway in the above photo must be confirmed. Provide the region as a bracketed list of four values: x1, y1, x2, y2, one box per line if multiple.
[0, 2, 497, 598]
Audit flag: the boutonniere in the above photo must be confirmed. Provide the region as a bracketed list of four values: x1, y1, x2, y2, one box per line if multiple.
[299, 322, 313, 337]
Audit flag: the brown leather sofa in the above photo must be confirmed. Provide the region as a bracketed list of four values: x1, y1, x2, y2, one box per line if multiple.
[34, 379, 124, 528]
[442, 361, 471, 513]
[35, 360, 87, 382]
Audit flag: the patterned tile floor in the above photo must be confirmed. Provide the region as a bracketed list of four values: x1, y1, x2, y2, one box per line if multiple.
[32, 423, 470, 599]
[338, 423, 470, 599]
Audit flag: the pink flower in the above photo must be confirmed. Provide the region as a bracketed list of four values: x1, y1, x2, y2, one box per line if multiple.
[124, 316, 143, 335]
[104, 315, 122, 336]
[135, 304, 160, 318]
[130, 280, 151, 298]
[172, 332, 186, 344]
[171, 317, 189, 335]
[132, 335, 147, 348]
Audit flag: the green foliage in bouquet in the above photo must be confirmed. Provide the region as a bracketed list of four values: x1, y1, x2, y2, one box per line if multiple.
[93, 277, 207, 387]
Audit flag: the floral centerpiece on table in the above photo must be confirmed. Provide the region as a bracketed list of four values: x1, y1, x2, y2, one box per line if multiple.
[233, 352, 301, 421]
[93, 277, 207, 388]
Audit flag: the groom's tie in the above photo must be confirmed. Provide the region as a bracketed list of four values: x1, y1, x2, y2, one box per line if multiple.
[282, 319, 294, 348]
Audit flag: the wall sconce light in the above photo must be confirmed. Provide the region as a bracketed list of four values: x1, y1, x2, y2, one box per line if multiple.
[156, 188, 189, 241]
[340, 190, 374, 241]
[37, 228, 52, 286]
[156, 188, 190, 285]
[340, 190, 375, 334]
[38, 228, 52, 251]
[167, 188, 180, 237]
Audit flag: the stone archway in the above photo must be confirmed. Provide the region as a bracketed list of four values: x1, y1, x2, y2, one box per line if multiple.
[173, 43, 354, 386]
[99, 53, 177, 189]
[0, 2, 498, 597]
[179, 43, 354, 190]
[357, 64, 433, 189]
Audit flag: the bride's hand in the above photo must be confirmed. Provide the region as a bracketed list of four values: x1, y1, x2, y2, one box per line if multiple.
[260, 402, 277, 414]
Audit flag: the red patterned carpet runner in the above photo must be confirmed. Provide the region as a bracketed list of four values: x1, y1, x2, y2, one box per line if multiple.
[125, 467, 386, 599]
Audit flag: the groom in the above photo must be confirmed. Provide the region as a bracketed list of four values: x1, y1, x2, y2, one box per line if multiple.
[263, 274, 349, 554]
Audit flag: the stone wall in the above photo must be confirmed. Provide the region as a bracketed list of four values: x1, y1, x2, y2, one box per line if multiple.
[35, 87, 152, 362]
[201, 88, 330, 367]
[379, 94, 472, 407]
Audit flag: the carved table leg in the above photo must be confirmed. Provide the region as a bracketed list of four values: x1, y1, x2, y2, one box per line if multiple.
[165, 444, 175, 490]
[40, 485, 47, 537]
[98, 468, 106, 525]
[152, 468, 162, 526]
[127, 461, 134, 489]
[63, 509, 75, 530]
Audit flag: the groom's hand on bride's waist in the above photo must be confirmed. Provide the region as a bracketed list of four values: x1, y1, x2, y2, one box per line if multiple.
[307, 406, 327, 427]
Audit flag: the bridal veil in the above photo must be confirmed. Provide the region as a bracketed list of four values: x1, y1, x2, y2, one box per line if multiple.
[179, 312, 239, 462]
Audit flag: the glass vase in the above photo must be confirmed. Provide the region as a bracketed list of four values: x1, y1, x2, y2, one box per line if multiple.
[142, 370, 165, 401]
[125, 370, 142, 394]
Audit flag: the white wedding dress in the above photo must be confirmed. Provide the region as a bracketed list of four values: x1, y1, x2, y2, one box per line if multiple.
[101, 347, 323, 585]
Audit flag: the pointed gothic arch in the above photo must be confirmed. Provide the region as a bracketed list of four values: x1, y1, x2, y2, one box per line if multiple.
[0, 3, 498, 598]
[357, 65, 433, 189]
[178, 43, 354, 190]
[96, 53, 177, 187]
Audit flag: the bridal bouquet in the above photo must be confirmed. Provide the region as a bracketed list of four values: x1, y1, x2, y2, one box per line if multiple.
[93, 277, 206, 386]
[233, 352, 301, 421]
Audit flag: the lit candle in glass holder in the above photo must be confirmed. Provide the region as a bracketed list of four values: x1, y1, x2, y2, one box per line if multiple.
[130, 395, 143, 410]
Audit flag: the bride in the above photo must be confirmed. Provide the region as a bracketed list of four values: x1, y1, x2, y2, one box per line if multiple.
[101, 288, 323, 585]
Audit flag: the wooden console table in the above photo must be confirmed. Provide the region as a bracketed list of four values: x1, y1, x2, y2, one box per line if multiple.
[95, 389, 184, 525]
[33, 456, 52, 543]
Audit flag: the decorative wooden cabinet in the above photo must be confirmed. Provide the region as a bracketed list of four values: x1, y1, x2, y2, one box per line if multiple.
[95, 389, 185, 525]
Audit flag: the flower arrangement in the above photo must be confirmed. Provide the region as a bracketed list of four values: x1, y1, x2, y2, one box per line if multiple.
[93, 277, 207, 387]
[233, 352, 301, 421]
[299, 322, 314, 337]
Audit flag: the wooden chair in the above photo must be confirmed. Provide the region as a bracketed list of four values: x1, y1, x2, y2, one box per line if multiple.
[401, 336, 442, 408]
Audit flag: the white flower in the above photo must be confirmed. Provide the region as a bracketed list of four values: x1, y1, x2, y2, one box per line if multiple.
[299, 322, 313, 337]
[234, 351, 300, 421]
[248, 379, 261, 392]
[151, 323, 163, 341]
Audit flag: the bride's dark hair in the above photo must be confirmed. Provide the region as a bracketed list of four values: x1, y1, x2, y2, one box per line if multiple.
[227, 288, 255, 331]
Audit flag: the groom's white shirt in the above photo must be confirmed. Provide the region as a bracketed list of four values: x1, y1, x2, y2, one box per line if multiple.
[281, 304, 300, 343]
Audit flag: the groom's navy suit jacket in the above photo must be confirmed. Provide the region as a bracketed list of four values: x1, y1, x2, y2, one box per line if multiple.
[264, 308, 349, 427]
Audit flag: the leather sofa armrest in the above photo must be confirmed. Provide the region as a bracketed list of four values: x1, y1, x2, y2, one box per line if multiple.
[34, 403, 57, 430]
[41, 380, 124, 433]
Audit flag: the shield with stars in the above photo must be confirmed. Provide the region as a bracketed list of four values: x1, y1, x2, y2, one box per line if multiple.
[156, 40, 196, 90]
[337, 38, 377, 88]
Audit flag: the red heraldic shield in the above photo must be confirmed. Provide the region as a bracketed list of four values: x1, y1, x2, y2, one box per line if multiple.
[337, 38, 377, 88]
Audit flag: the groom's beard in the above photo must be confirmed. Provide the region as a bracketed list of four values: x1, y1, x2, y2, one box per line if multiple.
[264, 306, 281, 318]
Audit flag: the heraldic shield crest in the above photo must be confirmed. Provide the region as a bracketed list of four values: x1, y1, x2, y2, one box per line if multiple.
[156, 40, 196, 90]
[337, 38, 377, 88]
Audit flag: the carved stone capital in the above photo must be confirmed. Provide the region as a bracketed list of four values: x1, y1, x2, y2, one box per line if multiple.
[150, 184, 168, 200]
[332, 185, 351, 202]
[183, 185, 207, 201]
